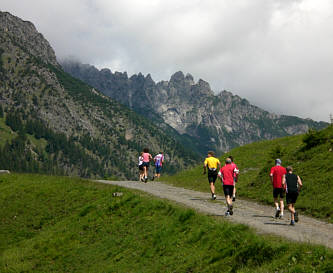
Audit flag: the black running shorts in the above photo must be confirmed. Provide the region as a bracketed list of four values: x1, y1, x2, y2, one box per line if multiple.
[223, 185, 234, 197]
[273, 188, 285, 198]
[142, 162, 150, 168]
[208, 170, 218, 183]
[286, 191, 298, 204]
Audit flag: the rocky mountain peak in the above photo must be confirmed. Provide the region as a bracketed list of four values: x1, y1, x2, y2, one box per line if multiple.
[0, 11, 59, 67]
[61, 60, 328, 154]
[170, 71, 185, 83]
[100, 68, 112, 75]
[185, 73, 194, 84]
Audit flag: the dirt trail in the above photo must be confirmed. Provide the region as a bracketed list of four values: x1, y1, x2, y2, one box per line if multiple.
[95, 180, 333, 249]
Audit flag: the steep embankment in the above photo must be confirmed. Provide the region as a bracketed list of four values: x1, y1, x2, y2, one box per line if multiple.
[0, 11, 199, 179]
[163, 126, 333, 223]
[1, 174, 332, 272]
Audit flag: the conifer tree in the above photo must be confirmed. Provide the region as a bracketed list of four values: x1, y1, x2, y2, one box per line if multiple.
[0, 104, 3, 118]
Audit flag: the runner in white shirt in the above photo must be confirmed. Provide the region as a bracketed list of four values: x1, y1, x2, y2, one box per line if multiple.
[138, 152, 144, 182]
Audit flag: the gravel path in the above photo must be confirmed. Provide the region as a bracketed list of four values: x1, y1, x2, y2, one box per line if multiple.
[95, 180, 333, 249]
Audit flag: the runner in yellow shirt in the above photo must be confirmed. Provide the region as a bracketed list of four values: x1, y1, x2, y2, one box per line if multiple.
[203, 151, 221, 200]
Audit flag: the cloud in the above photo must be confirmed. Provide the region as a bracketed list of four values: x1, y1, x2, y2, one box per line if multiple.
[1, 0, 333, 121]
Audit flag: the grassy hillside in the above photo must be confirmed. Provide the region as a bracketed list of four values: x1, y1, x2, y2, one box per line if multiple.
[1, 173, 332, 272]
[163, 126, 333, 223]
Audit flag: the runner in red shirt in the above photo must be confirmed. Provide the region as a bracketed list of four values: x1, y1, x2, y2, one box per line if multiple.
[229, 156, 239, 201]
[218, 158, 238, 216]
[270, 159, 287, 218]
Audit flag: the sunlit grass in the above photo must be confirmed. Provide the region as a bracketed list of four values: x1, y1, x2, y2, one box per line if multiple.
[1, 173, 332, 272]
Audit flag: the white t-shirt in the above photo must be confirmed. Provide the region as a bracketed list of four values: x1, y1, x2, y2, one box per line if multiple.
[154, 154, 164, 166]
[138, 156, 143, 166]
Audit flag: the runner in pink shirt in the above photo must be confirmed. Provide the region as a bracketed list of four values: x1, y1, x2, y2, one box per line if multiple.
[142, 148, 152, 183]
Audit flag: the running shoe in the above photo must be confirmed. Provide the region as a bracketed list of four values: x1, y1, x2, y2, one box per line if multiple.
[229, 205, 233, 215]
[144, 177, 148, 183]
[152, 176, 155, 181]
[279, 214, 283, 219]
[232, 196, 236, 202]
[212, 194, 216, 200]
[294, 211, 299, 222]
[275, 208, 280, 218]
[225, 211, 230, 216]
[290, 220, 295, 226]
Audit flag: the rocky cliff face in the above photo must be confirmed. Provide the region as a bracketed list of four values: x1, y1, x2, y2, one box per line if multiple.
[0, 11, 197, 178]
[61, 61, 328, 153]
[0, 12, 59, 67]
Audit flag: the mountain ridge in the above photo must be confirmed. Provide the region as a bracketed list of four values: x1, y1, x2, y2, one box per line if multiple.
[61, 60, 328, 154]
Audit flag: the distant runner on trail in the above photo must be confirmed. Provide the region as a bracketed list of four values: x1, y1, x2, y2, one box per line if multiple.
[152, 151, 164, 181]
[229, 155, 239, 201]
[203, 151, 221, 200]
[218, 158, 239, 216]
[138, 152, 144, 182]
[142, 148, 152, 183]
[270, 158, 287, 218]
[282, 166, 303, 226]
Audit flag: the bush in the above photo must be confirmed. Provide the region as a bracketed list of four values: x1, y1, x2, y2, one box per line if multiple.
[302, 129, 327, 150]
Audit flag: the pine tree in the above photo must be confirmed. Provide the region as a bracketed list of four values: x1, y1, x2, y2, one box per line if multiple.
[0, 104, 3, 118]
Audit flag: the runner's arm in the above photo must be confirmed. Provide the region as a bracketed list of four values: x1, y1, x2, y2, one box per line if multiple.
[218, 170, 223, 182]
[203, 164, 207, 175]
[282, 174, 286, 191]
[297, 176, 303, 191]
[234, 167, 239, 182]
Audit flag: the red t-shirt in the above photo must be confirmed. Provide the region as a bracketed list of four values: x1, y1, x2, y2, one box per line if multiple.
[270, 165, 286, 188]
[219, 164, 236, 185]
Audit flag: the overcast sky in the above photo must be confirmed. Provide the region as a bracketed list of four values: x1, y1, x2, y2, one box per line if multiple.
[2, 0, 333, 122]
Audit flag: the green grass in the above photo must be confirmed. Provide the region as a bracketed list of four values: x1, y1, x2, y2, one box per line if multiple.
[163, 126, 333, 223]
[1, 173, 333, 272]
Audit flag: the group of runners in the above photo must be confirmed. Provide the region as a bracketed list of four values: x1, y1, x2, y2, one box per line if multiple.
[203, 152, 303, 225]
[203, 151, 239, 216]
[137, 148, 303, 225]
[138, 148, 164, 183]
[270, 158, 303, 225]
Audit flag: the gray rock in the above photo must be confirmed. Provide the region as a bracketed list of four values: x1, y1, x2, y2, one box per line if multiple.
[61, 61, 328, 154]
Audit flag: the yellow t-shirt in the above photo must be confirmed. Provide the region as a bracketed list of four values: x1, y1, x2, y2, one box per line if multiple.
[204, 157, 220, 170]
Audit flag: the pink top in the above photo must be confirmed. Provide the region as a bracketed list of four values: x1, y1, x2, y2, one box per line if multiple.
[142, 153, 152, 162]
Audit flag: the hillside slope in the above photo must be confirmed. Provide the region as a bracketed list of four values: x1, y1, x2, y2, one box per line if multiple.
[0, 11, 198, 179]
[163, 126, 333, 223]
[1, 173, 332, 272]
[62, 61, 328, 154]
